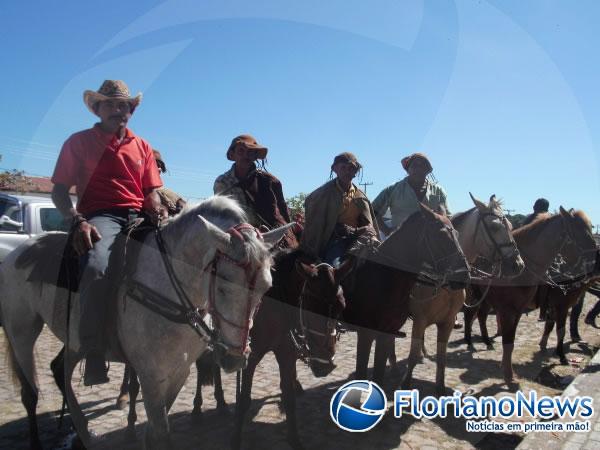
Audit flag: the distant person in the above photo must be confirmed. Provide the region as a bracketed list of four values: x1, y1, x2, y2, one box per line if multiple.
[214, 134, 297, 247]
[372, 152, 450, 236]
[153, 150, 186, 215]
[301, 152, 378, 267]
[522, 198, 549, 226]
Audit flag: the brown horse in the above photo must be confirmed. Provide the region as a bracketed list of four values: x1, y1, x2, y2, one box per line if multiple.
[463, 207, 597, 384]
[343, 204, 471, 384]
[538, 250, 600, 364]
[400, 195, 524, 394]
[231, 249, 349, 450]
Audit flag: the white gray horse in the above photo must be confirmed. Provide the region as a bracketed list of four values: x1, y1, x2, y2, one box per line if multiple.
[399, 194, 525, 393]
[0, 196, 289, 450]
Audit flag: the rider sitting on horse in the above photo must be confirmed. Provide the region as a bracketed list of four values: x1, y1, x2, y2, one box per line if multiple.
[300, 152, 379, 267]
[214, 134, 297, 247]
[51, 80, 166, 386]
[372, 152, 450, 236]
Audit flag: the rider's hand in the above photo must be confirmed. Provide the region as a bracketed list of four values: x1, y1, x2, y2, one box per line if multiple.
[72, 220, 102, 256]
[143, 191, 168, 224]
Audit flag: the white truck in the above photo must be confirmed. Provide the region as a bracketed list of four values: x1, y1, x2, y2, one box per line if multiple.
[0, 192, 70, 263]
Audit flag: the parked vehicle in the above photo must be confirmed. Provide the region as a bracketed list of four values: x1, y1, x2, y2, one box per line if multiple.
[0, 192, 70, 262]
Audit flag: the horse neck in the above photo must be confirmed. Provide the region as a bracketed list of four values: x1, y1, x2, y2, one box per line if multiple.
[377, 219, 423, 271]
[454, 209, 480, 264]
[515, 216, 564, 276]
[270, 252, 304, 308]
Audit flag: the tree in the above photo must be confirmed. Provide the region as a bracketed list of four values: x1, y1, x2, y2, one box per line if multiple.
[286, 192, 307, 218]
[506, 213, 526, 229]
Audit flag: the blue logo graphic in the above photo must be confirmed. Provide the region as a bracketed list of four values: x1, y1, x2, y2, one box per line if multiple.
[330, 380, 387, 432]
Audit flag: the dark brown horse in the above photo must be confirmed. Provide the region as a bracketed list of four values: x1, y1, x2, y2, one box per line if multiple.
[538, 249, 600, 364]
[463, 207, 597, 384]
[343, 204, 471, 384]
[231, 249, 350, 450]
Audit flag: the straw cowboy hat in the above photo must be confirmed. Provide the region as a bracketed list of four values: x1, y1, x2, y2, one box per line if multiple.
[226, 134, 268, 161]
[83, 80, 142, 116]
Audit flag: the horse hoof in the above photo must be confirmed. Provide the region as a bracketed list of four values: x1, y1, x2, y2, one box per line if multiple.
[116, 394, 129, 410]
[559, 356, 568, 365]
[485, 343, 494, 351]
[571, 335, 582, 343]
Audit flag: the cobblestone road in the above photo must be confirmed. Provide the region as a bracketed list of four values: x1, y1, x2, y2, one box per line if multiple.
[2, 294, 600, 450]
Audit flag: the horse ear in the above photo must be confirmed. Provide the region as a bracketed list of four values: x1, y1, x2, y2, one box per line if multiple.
[469, 192, 486, 210]
[559, 206, 572, 218]
[489, 194, 497, 206]
[262, 223, 296, 249]
[196, 215, 231, 251]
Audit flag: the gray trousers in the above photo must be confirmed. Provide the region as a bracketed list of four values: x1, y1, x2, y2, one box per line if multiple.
[78, 210, 138, 352]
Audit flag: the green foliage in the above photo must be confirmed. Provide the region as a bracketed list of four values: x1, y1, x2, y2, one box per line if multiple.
[286, 192, 307, 217]
[506, 213, 526, 229]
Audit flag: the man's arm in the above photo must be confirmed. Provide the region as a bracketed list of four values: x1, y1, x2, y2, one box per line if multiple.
[371, 186, 393, 235]
[51, 184, 78, 221]
[143, 188, 168, 223]
[52, 183, 102, 255]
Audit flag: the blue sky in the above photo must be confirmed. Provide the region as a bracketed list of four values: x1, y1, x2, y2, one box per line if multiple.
[1, 0, 599, 226]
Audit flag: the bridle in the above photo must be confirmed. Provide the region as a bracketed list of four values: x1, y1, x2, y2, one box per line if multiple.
[418, 219, 468, 288]
[125, 223, 265, 357]
[290, 263, 342, 367]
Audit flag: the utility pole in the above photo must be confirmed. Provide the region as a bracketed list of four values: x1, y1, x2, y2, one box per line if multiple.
[504, 208, 515, 216]
[359, 181, 373, 194]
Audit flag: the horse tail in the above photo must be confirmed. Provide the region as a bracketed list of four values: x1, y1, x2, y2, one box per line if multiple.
[195, 350, 215, 387]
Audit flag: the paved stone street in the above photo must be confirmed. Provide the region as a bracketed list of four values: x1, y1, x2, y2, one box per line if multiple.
[2, 294, 600, 450]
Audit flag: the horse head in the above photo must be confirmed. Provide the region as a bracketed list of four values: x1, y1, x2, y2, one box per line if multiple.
[468, 192, 525, 278]
[189, 198, 292, 373]
[557, 206, 597, 278]
[294, 259, 350, 377]
[413, 203, 471, 289]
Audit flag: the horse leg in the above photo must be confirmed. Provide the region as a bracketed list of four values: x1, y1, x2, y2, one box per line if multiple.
[5, 323, 44, 450]
[373, 334, 393, 385]
[388, 345, 402, 378]
[498, 311, 521, 385]
[555, 305, 569, 365]
[116, 364, 131, 410]
[539, 318, 555, 352]
[401, 322, 425, 389]
[478, 302, 494, 349]
[192, 359, 205, 422]
[232, 350, 265, 450]
[275, 343, 303, 450]
[140, 385, 171, 450]
[214, 364, 228, 412]
[63, 349, 92, 446]
[355, 330, 374, 379]
[435, 321, 454, 396]
[125, 367, 140, 441]
[570, 293, 584, 341]
[463, 305, 477, 349]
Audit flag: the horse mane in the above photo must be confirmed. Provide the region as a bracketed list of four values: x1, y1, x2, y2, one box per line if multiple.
[450, 207, 476, 228]
[171, 195, 248, 231]
[376, 211, 424, 266]
[164, 195, 269, 267]
[572, 210, 593, 232]
[512, 212, 554, 240]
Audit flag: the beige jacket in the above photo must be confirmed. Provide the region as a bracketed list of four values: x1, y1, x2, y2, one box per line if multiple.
[301, 179, 379, 258]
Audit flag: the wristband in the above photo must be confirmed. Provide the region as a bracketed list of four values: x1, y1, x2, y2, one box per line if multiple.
[71, 214, 87, 228]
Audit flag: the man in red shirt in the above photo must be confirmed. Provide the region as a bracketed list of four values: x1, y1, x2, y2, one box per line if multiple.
[51, 80, 166, 385]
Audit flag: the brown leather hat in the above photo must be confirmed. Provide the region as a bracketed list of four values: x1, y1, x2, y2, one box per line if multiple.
[401, 152, 433, 172]
[331, 152, 362, 170]
[226, 134, 268, 161]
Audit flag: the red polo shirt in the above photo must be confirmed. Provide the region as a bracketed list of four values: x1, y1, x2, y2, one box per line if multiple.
[51, 124, 163, 215]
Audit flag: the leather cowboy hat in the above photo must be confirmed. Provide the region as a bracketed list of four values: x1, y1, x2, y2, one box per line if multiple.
[401, 152, 433, 173]
[226, 134, 268, 161]
[83, 80, 142, 116]
[331, 152, 362, 170]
